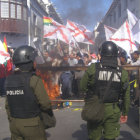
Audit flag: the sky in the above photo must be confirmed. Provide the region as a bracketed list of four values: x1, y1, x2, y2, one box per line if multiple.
[51, 0, 113, 31]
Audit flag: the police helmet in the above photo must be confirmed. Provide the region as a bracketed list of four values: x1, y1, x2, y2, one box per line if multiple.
[13, 45, 37, 66]
[100, 41, 118, 57]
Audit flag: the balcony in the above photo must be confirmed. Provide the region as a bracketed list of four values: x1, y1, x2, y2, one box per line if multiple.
[0, 0, 28, 34]
[0, 18, 28, 34]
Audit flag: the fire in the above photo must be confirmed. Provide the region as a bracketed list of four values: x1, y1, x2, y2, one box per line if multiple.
[36, 69, 60, 100]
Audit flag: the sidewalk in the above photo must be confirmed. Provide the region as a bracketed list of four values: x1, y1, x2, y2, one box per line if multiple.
[0, 97, 140, 140]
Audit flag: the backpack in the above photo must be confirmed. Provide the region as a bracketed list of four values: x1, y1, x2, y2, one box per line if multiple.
[81, 69, 115, 122]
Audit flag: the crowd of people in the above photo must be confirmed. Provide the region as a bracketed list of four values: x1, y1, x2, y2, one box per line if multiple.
[42, 44, 140, 103]
[0, 41, 140, 140]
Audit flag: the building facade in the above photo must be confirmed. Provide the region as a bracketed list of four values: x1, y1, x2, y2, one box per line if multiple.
[94, 0, 140, 51]
[0, 0, 62, 50]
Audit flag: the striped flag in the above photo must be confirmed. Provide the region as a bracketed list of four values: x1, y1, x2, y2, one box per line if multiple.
[3, 36, 8, 52]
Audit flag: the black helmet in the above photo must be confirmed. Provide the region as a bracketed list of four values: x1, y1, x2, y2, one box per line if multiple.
[13, 45, 37, 66]
[100, 41, 118, 57]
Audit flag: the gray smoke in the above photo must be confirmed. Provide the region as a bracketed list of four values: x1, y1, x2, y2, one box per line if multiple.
[52, 0, 113, 31]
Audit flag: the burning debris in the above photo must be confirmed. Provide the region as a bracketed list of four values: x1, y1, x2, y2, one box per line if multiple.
[36, 69, 60, 100]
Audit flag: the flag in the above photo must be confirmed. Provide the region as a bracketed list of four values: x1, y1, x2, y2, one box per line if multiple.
[110, 20, 137, 56]
[0, 38, 12, 77]
[66, 20, 94, 45]
[43, 17, 72, 44]
[3, 36, 8, 52]
[132, 19, 140, 44]
[43, 17, 58, 40]
[127, 9, 138, 29]
[0, 40, 10, 64]
[104, 25, 117, 41]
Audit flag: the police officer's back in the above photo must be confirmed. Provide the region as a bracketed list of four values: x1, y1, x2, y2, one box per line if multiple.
[5, 46, 52, 140]
[80, 41, 130, 140]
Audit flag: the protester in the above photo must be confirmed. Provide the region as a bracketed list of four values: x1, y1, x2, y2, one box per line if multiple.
[59, 69, 73, 99]
[5, 46, 53, 140]
[131, 51, 140, 65]
[68, 53, 78, 66]
[130, 51, 140, 106]
[119, 52, 128, 65]
[80, 41, 130, 140]
[0, 56, 13, 97]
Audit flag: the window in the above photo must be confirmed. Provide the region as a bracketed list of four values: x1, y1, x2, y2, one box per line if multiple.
[33, 14, 37, 26]
[23, 7, 27, 20]
[10, 3, 16, 18]
[17, 4, 21, 19]
[118, 4, 121, 18]
[1, 2, 9, 18]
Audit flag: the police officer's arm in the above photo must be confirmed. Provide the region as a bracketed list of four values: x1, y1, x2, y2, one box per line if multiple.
[121, 69, 130, 116]
[80, 63, 96, 93]
[30, 75, 52, 111]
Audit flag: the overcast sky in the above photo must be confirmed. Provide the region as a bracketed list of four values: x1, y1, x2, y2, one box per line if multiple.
[51, 0, 113, 31]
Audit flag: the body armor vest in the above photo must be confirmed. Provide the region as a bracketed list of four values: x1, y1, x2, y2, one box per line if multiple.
[95, 63, 122, 103]
[5, 72, 40, 118]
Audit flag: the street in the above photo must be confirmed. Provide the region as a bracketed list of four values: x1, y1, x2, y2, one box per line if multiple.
[0, 97, 140, 140]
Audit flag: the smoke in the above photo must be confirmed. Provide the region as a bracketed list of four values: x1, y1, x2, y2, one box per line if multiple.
[52, 0, 113, 31]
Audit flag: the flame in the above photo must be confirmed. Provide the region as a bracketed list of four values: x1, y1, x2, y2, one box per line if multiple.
[36, 70, 60, 100]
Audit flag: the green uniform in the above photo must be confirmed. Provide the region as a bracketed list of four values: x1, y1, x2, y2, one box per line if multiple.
[80, 63, 130, 140]
[5, 74, 52, 140]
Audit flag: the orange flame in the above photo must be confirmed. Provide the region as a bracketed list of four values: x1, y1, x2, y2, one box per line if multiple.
[36, 70, 60, 100]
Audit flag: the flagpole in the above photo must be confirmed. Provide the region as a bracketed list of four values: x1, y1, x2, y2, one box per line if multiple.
[87, 44, 90, 52]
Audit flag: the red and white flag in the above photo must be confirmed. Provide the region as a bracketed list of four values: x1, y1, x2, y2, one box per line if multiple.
[43, 17, 72, 44]
[0, 40, 10, 64]
[104, 25, 117, 41]
[110, 20, 137, 56]
[132, 19, 140, 44]
[127, 9, 138, 30]
[66, 20, 94, 45]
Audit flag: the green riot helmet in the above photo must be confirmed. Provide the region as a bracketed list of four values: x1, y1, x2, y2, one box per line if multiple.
[13, 45, 38, 66]
[100, 41, 118, 57]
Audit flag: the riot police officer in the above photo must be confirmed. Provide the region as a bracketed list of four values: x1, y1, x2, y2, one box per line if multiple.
[80, 41, 130, 140]
[5, 45, 52, 140]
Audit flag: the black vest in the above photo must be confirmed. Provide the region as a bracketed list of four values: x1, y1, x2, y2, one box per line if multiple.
[5, 72, 40, 118]
[95, 63, 122, 103]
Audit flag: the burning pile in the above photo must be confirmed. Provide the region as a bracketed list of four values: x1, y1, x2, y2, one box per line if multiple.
[36, 70, 60, 100]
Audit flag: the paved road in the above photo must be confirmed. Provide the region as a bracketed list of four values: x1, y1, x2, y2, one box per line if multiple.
[0, 98, 140, 140]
